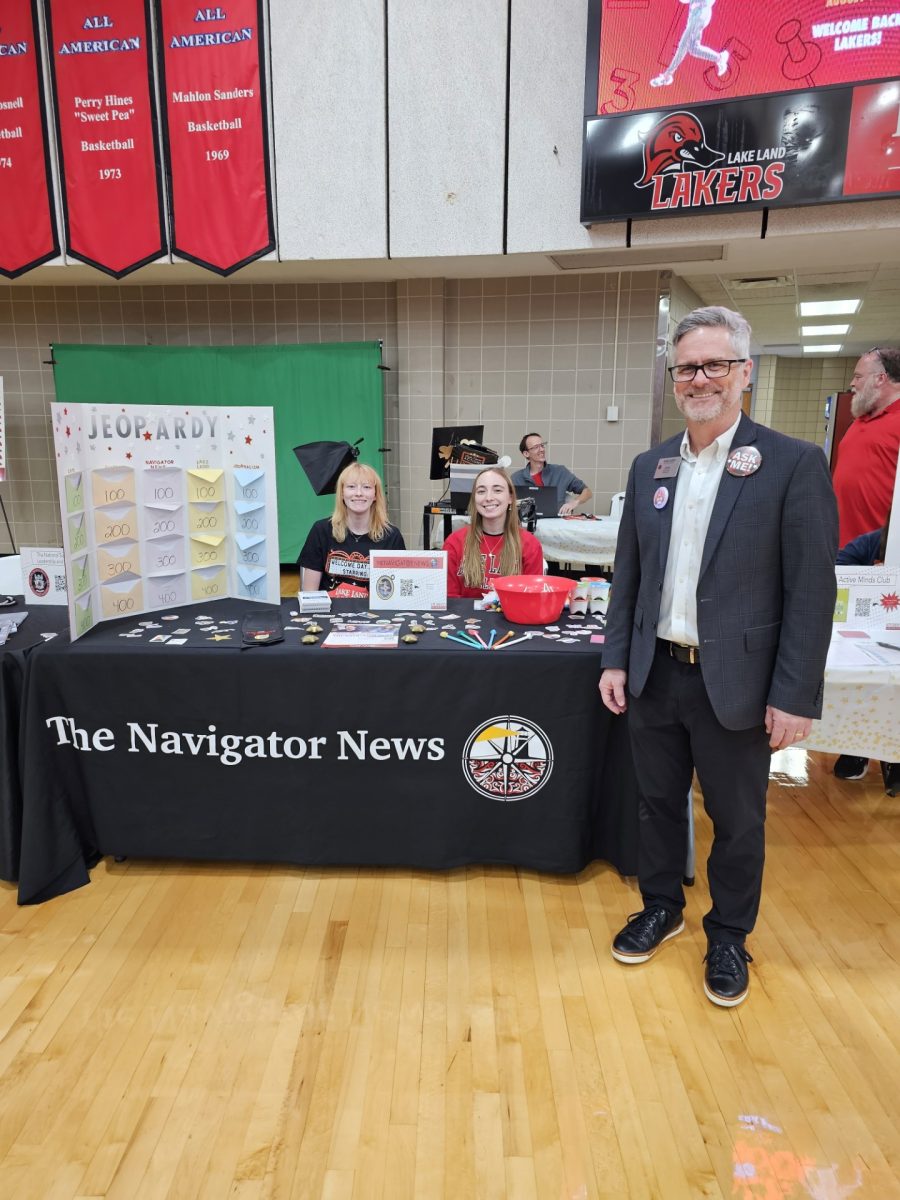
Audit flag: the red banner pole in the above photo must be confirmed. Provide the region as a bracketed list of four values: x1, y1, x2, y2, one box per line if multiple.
[156, 0, 274, 275]
[0, 0, 59, 278]
[45, 0, 167, 277]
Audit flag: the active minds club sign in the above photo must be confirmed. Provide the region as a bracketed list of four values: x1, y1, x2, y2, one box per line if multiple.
[581, 0, 900, 224]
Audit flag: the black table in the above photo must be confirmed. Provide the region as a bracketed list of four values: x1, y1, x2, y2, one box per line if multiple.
[1, 599, 639, 904]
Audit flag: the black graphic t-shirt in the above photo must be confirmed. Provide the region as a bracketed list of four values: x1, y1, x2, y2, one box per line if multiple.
[297, 518, 406, 598]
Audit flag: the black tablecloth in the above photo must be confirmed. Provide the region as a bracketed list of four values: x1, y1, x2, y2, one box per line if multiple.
[1, 600, 70, 886]
[1, 599, 639, 903]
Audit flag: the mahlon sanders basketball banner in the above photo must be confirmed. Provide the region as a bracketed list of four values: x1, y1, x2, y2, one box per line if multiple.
[45, 0, 166, 276]
[0, 0, 59, 277]
[156, 0, 274, 274]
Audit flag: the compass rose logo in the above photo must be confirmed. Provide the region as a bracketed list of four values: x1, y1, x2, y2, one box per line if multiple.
[462, 715, 553, 800]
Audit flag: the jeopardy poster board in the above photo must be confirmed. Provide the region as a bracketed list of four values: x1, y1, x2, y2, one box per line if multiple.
[52, 402, 279, 639]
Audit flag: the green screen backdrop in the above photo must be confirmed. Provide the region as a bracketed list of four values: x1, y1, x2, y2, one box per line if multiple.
[52, 342, 385, 563]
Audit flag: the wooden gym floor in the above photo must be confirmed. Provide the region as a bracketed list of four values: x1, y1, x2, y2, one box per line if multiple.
[0, 748, 898, 1198]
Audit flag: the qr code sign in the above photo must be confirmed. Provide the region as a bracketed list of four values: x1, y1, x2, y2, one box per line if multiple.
[54, 574, 67, 593]
[400, 579, 414, 598]
[854, 597, 871, 618]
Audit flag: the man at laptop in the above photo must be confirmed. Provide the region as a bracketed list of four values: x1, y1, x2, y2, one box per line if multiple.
[511, 433, 592, 516]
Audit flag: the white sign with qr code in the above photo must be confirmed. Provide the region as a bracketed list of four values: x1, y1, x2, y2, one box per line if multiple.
[369, 550, 447, 611]
[20, 546, 68, 606]
[834, 567, 900, 632]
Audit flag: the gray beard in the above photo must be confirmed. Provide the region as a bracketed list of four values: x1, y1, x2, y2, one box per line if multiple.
[850, 392, 877, 419]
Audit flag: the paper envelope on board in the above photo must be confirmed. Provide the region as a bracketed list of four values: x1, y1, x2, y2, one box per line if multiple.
[91, 465, 135, 508]
[145, 534, 185, 573]
[186, 467, 224, 504]
[236, 564, 267, 599]
[191, 564, 226, 602]
[70, 554, 92, 596]
[187, 501, 225, 535]
[100, 575, 144, 620]
[97, 540, 141, 583]
[190, 533, 227, 568]
[67, 512, 88, 555]
[235, 533, 266, 566]
[233, 468, 265, 502]
[64, 472, 84, 513]
[146, 571, 188, 609]
[94, 503, 137, 547]
[74, 592, 94, 638]
[234, 500, 265, 537]
[145, 501, 182, 541]
[142, 467, 183, 507]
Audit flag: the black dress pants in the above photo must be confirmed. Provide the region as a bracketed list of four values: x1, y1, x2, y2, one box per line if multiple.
[628, 642, 771, 945]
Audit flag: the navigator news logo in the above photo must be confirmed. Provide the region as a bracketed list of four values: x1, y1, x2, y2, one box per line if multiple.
[462, 715, 553, 800]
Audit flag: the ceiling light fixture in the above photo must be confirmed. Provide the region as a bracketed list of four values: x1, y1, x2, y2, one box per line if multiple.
[799, 300, 860, 316]
[802, 344, 842, 353]
[800, 324, 850, 336]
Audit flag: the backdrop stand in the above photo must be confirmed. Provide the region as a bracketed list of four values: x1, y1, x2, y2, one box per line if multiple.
[0, 493, 17, 555]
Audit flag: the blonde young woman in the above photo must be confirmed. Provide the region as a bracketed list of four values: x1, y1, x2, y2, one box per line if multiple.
[298, 463, 404, 599]
[443, 467, 543, 598]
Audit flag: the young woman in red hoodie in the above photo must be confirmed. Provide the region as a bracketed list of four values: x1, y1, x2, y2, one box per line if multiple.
[443, 467, 543, 598]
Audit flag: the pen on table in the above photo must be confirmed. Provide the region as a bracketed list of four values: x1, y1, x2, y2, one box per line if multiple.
[487, 629, 496, 648]
[493, 633, 534, 650]
[468, 629, 489, 649]
[875, 641, 900, 652]
[443, 631, 483, 649]
[492, 631, 515, 649]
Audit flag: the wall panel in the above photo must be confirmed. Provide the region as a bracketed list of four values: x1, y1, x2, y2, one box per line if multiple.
[270, 0, 387, 261]
[388, 0, 507, 258]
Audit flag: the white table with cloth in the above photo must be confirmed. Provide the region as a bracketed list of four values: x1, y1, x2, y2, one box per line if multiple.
[532, 517, 621, 567]
[803, 632, 900, 763]
[436, 515, 621, 569]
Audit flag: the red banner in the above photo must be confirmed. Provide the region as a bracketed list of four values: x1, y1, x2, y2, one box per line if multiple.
[157, 0, 274, 274]
[45, 0, 166, 276]
[0, 0, 58, 277]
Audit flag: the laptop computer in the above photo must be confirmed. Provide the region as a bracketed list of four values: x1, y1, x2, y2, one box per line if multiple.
[515, 485, 559, 520]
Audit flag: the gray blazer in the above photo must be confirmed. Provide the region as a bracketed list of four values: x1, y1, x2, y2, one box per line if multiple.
[602, 414, 838, 730]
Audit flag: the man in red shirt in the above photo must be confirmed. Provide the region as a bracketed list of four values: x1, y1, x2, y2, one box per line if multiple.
[832, 347, 900, 546]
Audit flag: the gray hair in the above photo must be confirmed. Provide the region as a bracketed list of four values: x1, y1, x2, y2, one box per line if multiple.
[673, 306, 752, 359]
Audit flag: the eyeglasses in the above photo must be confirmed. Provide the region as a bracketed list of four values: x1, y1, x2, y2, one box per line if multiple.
[526, 441, 548, 452]
[668, 359, 747, 383]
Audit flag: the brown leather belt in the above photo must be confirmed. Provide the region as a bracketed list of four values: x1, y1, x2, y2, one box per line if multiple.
[659, 639, 700, 665]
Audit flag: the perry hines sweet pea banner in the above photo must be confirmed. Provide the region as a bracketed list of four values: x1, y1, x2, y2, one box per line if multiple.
[44, 0, 167, 275]
[156, 0, 274, 273]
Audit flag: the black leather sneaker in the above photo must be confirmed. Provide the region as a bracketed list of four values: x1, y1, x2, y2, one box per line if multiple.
[703, 942, 752, 1007]
[611, 906, 684, 964]
[834, 755, 869, 780]
[882, 762, 899, 796]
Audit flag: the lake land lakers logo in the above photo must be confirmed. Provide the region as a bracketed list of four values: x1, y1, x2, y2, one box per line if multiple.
[636, 110, 784, 211]
[462, 715, 553, 800]
[637, 111, 723, 187]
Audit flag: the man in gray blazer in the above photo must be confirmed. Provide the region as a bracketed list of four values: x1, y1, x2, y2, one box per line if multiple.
[599, 305, 837, 1007]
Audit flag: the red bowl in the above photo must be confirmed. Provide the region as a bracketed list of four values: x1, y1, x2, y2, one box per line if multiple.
[493, 575, 577, 625]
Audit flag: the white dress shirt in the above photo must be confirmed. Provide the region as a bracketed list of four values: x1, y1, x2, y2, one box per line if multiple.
[657, 413, 741, 647]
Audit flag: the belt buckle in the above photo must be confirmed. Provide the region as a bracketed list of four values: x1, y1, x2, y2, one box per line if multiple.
[687, 645, 698, 664]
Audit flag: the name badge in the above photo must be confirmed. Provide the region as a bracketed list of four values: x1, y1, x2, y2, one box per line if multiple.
[654, 456, 681, 479]
[726, 446, 762, 476]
